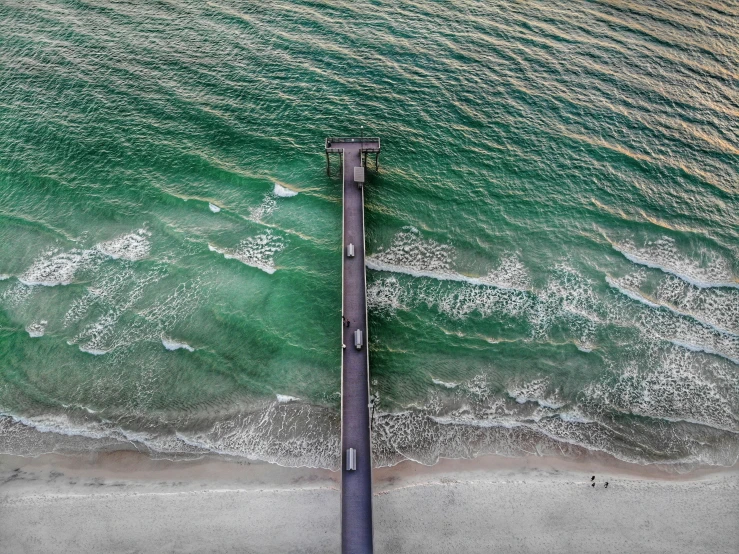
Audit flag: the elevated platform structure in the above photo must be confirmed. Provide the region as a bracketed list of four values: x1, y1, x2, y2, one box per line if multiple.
[325, 136, 380, 554]
[325, 137, 380, 175]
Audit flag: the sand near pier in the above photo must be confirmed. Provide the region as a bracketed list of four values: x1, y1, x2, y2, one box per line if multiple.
[1, 451, 737, 553]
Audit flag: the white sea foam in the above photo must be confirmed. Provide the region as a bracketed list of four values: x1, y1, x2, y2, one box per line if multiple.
[366, 230, 540, 326]
[26, 320, 48, 338]
[369, 261, 603, 351]
[16, 229, 150, 288]
[368, 230, 530, 291]
[527, 264, 601, 350]
[669, 339, 739, 365]
[606, 276, 661, 309]
[71, 311, 122, 355]
[78, 346, 109, 355]
[367, 258, 513, 288]
[1, 282, 35, 306]
[178, 403, 341, 468]
[162, 338, 195, 352]
[625, 291, 739, 364]
[608, 274, 739, 338]
[367, 276, 406, 313]
[372, 249, 606, 359]
[507, 379, 566, 410]
[250, 195, 276, 221]
[432, 378, 459, 389]
[0, 411, 210, 460]
[208, 231, 284, 274]
[0, 274, 9, 280]
[19, 249, 97, 286]
[483, 254, 531, 291]
[430, 413, 526, 430]
[557, 411, 593, 424]
[276, 394, 299, 403]
[655, 276, 739, 336]
[612, 237, 737, 288]
[273, 183, 298, 197]
[424, 279, 532, 321]
[96, 229, 151, 261]
[60, 404, 98, 414]
[59, 264, 180, 357]
[209, 203, 221, 213]
[1, 412, 111, 441]
[370, 227, 455, 274]
[587, 347, 739, 431]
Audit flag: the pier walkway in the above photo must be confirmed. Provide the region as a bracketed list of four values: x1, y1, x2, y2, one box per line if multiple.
[326, 136, 380, 554]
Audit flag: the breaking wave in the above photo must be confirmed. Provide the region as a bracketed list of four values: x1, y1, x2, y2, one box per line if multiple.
[611, 237, 738, 289]
[16, 229, 152, 286]
[96, 229, 151, 261]
[273, 183, 299, 197]
[208, 231, 285, 274]
[162, 338, 195, 352]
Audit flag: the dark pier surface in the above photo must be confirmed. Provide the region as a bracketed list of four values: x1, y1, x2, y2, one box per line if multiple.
[326, 137, 380, 554]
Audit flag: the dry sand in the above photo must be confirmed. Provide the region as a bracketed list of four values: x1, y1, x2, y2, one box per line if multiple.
[0, 451, 737, 553]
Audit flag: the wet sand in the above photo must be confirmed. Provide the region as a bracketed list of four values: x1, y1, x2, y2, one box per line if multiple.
[1, 452, 737, 553]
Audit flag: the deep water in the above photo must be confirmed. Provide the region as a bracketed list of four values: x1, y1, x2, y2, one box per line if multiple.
[0, 0, 737, 470]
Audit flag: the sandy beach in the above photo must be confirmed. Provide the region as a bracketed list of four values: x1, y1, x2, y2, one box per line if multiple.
[1, 451, 736, 554]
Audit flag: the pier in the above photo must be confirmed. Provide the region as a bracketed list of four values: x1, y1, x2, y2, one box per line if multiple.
[326, 136, 380, 554]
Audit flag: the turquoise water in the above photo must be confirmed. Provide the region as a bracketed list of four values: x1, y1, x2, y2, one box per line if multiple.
[0, 0, 737, 470]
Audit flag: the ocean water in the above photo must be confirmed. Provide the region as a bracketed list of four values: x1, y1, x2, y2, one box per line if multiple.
[0, 0, 737, 471]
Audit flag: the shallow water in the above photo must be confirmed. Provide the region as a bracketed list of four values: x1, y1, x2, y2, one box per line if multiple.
[0, 0, 737, 470]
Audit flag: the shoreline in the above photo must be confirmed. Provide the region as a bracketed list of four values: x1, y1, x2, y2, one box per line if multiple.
[2, 445, 737, 491]
[2, 450, 737, 553]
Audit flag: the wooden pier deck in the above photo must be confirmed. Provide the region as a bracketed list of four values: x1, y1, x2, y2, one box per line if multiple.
[326, 136, 380, 554]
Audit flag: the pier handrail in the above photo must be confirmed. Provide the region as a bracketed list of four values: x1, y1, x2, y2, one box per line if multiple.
[326, 137, 381, 153]
[326, 137, 380, 144]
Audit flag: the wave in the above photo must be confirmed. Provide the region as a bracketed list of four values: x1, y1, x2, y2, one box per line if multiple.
[669, 339, 739, 365]
[371, 406, 737, 469]
[366, 255, 529, 292]
[606, 276, 662, 309]
[162, 338, 195, 352]
[507, 378, 566, 410]
[95, 229, 151, 261]
[249, 194, 276, 221]
[276, 394, 299, 403]
[431, 378, 459, 389]
[611, 237, 738, 289]
[2, 355, 737, 471]
[273, 183, 299, 197]
[368, 230, 531, 295]
[18, 249, 97, 286]
[16, 229, 153, 287]
[208, 231, 284, 274]
[77, 345, 109, 355]
[586, 347, 739, 432]
[607, 275, 738, 337]
[25, 320, 47, 338]
[367, 258, 506, 287]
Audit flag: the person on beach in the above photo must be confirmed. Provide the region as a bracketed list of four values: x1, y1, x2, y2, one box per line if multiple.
[591, 475, 595, 481]
[604, 482, 609, 489]
[591, 482, 595, 488]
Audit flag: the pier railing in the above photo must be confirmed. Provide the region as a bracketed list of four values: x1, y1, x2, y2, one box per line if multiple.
[326, 137, 381, 153]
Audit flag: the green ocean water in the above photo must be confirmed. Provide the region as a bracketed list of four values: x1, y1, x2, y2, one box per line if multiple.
[0, 0, 737, 469]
